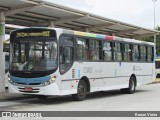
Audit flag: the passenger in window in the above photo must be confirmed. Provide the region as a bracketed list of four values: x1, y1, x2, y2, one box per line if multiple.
[89, 50, 93, 61]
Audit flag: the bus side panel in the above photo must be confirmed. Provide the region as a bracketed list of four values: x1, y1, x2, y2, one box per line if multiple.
[75, 62, 103, 92]
[120, 62, 154, 87]
[119, 63, 135, 88]
[60, 63, 77, 95]
[101, 62, 119, 90]
[60, 61, 103, 95]
[140, 63, 154, 85]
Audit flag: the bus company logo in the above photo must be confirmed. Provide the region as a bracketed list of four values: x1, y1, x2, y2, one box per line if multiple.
[83, 67, 93, 73]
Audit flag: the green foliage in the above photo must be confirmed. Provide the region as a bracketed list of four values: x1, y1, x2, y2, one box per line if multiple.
[141, 27, 160, 56]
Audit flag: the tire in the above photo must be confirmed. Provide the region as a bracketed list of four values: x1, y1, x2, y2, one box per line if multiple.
[72, 80, 87, 101]
[121, 76, 136, 94]
[37, 95, 47, 100]
[156, 74, 160, 78]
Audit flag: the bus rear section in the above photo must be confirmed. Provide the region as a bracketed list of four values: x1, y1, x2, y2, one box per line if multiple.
[155, 58, 160, 78]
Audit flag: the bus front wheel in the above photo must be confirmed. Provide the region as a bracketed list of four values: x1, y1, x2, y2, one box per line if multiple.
[37, 95, 48, 100]
[72, 80, 87, 101]
[121, 76, 136, 94]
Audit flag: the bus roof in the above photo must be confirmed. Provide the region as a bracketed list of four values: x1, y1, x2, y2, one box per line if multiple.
[10, 27, 154, 46]
[59, 28, 154, 46]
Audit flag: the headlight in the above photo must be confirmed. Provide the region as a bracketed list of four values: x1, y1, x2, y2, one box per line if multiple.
[41, 75, 57, 86]
[50, 75, 57, 82]
[42, 83, 45, 86]
[8, 76, 13, 83]
[7, 74, 10, 81]
[8, 77, 10, 81]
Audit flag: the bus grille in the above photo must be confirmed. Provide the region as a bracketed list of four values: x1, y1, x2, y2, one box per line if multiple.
[16, 82, 41, 85]
[18, 87, 40, 93]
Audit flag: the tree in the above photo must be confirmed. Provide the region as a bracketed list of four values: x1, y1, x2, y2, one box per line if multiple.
[142, 27, 160, 56]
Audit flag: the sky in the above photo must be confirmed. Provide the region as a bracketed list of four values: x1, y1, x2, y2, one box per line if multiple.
[45, 0, 160, 30]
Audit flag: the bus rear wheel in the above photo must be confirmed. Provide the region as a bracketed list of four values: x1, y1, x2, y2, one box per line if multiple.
[156, 74, 160, 78]
[72, 80, 87, 101]
[121, 76, 136, 94]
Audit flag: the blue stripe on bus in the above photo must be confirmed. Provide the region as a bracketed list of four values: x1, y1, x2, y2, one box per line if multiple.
[96, 34, 105, 39]
[78, 69, 80, 79]
[10, 75, 51, 85]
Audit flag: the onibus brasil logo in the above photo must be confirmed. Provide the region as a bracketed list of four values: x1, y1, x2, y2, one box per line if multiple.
[1, 112, 42, 118]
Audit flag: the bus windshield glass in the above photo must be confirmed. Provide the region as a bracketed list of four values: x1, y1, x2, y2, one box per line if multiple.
[5, 53, 9, 73]
[10, 29, 57, 72]
[156, 59, 160, 69]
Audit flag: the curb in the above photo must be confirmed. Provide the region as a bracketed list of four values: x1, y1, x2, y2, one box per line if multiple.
[152, 81, 160, 84]
[0, 90, 37, 101]
[152, 79, 160, 84]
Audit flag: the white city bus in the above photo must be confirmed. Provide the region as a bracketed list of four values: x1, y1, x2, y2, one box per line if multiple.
[8, 28, 155, 101]
[5, 52, 9, 87]
[3, 40, 10, 87]
[155, 58, 160, 78]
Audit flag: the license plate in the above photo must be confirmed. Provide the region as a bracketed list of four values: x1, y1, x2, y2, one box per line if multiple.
[24, 87, 33, 92]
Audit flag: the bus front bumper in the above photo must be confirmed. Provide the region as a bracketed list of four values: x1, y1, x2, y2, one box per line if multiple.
[8, 82, 61, 96]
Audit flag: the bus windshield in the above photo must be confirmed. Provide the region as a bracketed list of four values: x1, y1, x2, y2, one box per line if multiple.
[10, 39, 57, 72]
[156, 59, 160, 69]
[5, 53, 9, 73]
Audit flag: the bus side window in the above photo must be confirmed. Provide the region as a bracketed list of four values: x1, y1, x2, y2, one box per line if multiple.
[60, 46, 73, 63]
[76, 37, 89, 61]
[89, 39, 101, 61]
[129, 44, 132, 61]
[124, 43, 132, 62]
[114, 42, 122, 61]
[152, 47, 154, 62]
[140, 45, 147, 62]
[147, 46, 154, 62]
[59, 35, 74, 74]
[103, 41, 112, 61]
[132, 44, 140, 62]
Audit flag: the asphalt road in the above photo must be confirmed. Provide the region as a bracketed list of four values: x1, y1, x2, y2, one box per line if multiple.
[0, 83, 160, 119]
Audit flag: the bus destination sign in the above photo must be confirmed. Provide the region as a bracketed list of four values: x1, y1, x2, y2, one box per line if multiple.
[16, 31, 50, 37]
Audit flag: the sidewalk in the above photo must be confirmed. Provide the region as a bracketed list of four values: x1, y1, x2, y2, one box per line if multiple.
[153, 78, 160, 84]
[0, 89, 36, 101]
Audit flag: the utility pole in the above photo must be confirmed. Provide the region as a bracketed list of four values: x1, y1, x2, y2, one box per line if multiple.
[152, 0, 157, 56]
[0, 12, 5, 93]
